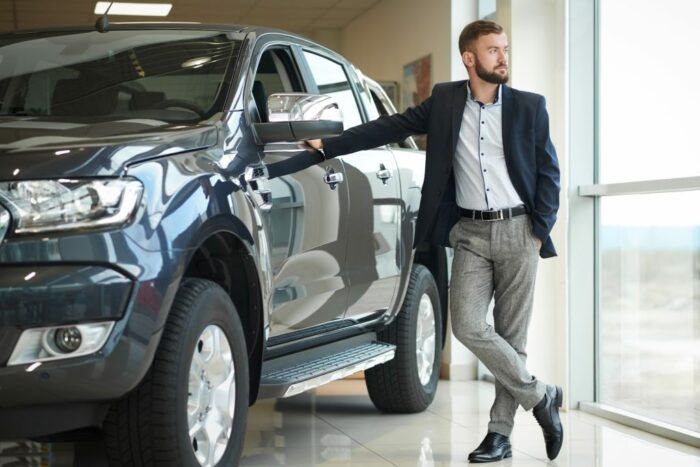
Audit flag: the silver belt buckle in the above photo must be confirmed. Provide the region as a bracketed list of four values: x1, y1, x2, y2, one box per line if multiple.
[485, 210, 504, 221]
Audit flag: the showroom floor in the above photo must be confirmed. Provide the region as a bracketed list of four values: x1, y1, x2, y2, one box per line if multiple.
[239, 379, 700, 466]
[2, 380, 698, 466]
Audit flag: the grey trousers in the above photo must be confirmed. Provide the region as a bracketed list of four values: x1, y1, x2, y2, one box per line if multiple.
[448, 214, 546, 437]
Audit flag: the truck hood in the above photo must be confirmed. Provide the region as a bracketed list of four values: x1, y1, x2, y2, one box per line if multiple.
[0, 117, 219, 179]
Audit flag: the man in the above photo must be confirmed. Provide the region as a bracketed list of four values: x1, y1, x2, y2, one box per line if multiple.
[303, 20, 562, 462]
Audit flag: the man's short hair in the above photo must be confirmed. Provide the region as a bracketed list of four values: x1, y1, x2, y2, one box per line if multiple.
[458, 20, 504, 54]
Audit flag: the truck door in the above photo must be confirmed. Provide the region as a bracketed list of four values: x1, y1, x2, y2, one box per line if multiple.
[300, 50, 401, 322]
[250, 45, 350, 340]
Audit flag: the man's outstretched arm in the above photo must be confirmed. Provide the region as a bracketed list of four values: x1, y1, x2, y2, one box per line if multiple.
[266, 93, 433, 180]
[311, 93, 432, 157]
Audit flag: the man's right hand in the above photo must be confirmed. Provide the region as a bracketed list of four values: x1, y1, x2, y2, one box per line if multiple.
[305, 139, 323, 150]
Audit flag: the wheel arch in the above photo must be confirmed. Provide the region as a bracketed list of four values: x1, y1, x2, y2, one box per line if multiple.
[182, 224, 265, 405]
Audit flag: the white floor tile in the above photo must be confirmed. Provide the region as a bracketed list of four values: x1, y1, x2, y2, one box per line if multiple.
[241, 380, 699, 467]
[12, 379, 699, 466]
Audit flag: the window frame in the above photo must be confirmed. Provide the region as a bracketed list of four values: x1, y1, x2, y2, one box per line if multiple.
[296, 47, 369, 128]
[570, 0, 700, 445]
[244, 40, 306, 124]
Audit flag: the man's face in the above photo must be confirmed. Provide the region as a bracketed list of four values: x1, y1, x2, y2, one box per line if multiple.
[463, 32, 509, 84]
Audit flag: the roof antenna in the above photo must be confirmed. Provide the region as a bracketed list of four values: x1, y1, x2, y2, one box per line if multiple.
[95, 1, 114, 33]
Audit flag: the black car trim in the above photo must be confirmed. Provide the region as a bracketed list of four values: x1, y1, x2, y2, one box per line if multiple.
[264, 324, 368, 361]
[267, 319, 357, 348]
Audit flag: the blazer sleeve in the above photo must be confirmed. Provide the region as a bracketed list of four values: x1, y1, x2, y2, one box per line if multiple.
[262, 96, 432, 181]
[322, 93, 433, 158]
[531, 96, 561, 243]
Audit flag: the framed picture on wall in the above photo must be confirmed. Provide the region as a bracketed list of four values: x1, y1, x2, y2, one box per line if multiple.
[377, 81, 399, 109]
[402, 54, 431, 149]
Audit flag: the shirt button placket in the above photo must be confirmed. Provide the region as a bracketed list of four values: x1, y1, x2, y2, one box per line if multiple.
[477, 104, 490, 210]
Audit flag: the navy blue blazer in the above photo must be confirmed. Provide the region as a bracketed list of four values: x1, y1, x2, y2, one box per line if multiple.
[323, 80, 560, 258]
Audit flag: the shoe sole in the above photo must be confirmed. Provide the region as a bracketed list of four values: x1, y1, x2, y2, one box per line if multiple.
[548, 385, 564, 460]
[469, 450, 512, 463]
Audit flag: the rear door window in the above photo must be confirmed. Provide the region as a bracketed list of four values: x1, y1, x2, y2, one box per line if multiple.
[302, 51, 363, 130]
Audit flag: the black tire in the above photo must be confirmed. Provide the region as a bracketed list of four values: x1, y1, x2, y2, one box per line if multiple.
[103, 278, 249, 467]
[365, 264, 442, 413]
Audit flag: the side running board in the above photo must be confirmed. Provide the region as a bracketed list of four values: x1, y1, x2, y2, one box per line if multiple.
[259, 333, 395, 399]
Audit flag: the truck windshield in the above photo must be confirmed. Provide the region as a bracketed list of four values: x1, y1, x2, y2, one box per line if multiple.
[0, 30, 241, 121]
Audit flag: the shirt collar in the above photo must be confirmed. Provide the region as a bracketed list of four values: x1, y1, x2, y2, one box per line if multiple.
[466, 80, 502, 106]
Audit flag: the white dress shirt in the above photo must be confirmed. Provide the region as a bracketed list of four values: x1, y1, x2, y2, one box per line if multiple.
[453, 82, 523, 211]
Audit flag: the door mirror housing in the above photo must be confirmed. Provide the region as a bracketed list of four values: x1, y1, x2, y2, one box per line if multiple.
[253, 93, 344, 144]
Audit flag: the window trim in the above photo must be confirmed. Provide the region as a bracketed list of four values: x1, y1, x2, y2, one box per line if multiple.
[244, 40, 306, 124]
[297, 47, 368, 127]
[579, 177, 700, 197]
[570, 0, 700, 446]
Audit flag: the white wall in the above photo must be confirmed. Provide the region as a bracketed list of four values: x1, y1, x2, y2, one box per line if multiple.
[509, 0, 569, 403]
[337, 0, 454, 91]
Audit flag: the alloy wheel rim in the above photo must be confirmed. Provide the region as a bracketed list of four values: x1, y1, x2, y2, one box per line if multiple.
[415, 293, 436, 386]
[187, 325, 236, 467]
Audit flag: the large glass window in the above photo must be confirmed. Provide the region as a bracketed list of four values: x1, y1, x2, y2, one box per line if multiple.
[598, 0, 700, 434]
[599, 192, 700, 433]
[599, 0, 700, 183]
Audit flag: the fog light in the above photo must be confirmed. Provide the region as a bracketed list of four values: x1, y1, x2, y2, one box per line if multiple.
[8, 321, 115, 366]
[54, 327, 82, 353]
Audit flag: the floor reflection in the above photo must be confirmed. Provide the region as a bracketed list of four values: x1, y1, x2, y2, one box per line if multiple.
[3, 380, 698, 466]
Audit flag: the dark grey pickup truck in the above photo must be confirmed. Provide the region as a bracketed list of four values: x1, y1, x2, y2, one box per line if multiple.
[0, 24, 450, 466]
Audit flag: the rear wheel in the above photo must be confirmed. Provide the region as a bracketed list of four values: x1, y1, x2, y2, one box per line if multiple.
[103, 278, 249, 466]
[365, 264, 442, 413]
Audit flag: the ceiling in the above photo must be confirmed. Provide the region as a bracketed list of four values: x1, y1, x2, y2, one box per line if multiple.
[0, 0, 383, 36]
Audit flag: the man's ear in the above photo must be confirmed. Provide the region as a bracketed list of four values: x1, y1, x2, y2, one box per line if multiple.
[461, 50, 474, 68]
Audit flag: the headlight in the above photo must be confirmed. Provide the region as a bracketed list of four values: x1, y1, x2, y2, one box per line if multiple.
[0, 178, 143, 235]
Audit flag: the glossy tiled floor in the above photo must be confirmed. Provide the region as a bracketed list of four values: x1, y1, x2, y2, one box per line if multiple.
[240, 379, 700, 467]
[2, 379, 699, 466]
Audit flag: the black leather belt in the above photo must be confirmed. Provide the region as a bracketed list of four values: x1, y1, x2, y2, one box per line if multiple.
[459, 206, 528, 221]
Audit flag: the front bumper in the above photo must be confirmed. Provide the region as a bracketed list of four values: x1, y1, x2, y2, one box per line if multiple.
[0, 264, 132, 366]
[0, 264, 165, 439]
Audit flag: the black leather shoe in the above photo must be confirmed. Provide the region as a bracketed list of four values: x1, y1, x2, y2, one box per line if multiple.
[532, 384, 564, 460]
[468, 432, 512, 463]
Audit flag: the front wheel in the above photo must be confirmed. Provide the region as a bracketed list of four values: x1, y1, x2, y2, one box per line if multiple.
[103, 278, 249, 466]
[365, 264, 442, 413]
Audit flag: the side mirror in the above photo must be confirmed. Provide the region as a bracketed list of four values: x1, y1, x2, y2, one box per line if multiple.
[253, 93, 344, 144]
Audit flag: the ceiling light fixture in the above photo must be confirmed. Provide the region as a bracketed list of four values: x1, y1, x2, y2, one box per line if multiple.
[94, 2, 172, 17]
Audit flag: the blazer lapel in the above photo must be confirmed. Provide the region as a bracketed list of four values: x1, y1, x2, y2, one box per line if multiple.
[450, 81, 469, 159]
[501, 85, 515, 162]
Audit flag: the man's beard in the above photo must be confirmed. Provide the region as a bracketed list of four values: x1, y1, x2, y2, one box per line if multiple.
[475, 59, 509, 84]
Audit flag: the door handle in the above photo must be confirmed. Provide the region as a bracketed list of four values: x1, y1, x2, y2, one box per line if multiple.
[376, 169, 392, 183]
[376, 163, 392, 185]
[244, 163, 272, 211]
[250, 189, 272, 211]
[323, 166, 344, 191]
[245, 163, 269, 182]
